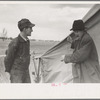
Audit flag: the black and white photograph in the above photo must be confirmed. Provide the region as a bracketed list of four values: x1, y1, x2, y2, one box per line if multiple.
[0, 1, 100, 99]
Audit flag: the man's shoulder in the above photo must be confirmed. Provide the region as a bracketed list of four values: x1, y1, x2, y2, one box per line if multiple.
[83, 33, 93, 42]
[9, 36, 19, 47]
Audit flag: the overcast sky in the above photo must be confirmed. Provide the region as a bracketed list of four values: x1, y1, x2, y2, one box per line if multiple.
[0, 2, 94, 40]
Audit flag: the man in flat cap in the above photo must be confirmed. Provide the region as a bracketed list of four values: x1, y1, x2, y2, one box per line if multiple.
[4, 18, 35, 83]
[64, 19, 100, 83]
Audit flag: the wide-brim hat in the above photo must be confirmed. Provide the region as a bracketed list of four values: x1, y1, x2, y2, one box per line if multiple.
[70, 20, 86, 31]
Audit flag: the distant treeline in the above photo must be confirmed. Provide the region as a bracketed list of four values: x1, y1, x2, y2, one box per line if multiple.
[30, 39, 60, 42]
[0, 37, 13, 41]
[0, 37, 60, 42]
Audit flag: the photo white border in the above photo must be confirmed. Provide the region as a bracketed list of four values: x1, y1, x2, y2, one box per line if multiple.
[0, 1, 100, 99]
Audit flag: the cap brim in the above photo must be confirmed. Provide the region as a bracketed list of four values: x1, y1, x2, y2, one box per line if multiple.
[30, 23, 35, 27]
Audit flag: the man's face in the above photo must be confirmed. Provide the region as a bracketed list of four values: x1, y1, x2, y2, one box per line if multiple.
[74, 30, 83, 38]
[25, 27, 33, 36]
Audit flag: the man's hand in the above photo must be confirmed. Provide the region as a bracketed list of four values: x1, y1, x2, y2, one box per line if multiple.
[61, 54, 71, 63]
[64, 54, 71, 64]
[67, 36, 73, 43]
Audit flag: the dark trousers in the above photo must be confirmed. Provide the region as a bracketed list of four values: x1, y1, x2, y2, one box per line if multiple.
[10, 68, 31, 83]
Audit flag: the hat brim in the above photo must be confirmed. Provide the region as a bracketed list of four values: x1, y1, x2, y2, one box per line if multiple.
[70, 27, 87, 31]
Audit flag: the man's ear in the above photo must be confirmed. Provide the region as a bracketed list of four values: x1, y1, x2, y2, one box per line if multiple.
[23, 28, 26, 32]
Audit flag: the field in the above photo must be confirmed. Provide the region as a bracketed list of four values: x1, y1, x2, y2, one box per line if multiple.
[30, 40, 59, 56]
[0, 39, 59, 83]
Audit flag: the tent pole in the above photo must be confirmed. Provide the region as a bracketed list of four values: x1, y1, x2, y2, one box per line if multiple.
[36, 58, 41, 83]
[33, 58, 38, 77]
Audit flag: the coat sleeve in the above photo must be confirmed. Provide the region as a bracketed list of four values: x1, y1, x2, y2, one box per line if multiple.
[4, 41, 17, 72]
[69, 36, 93, 63]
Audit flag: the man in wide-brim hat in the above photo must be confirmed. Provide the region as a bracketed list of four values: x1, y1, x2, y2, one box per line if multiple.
[64, 19, 100, 83]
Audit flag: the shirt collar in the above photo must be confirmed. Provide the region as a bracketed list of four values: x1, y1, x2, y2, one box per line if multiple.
[19, 34, 29, 41]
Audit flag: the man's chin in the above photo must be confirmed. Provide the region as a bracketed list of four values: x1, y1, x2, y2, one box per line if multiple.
[28, 35, 31, 36]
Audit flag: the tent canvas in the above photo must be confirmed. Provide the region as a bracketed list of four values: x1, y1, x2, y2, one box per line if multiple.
[32, 36, 74, 83]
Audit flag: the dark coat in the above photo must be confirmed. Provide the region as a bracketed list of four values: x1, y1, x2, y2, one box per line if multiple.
[4, 35, 30, 72]
[65, 32, 100, 83]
